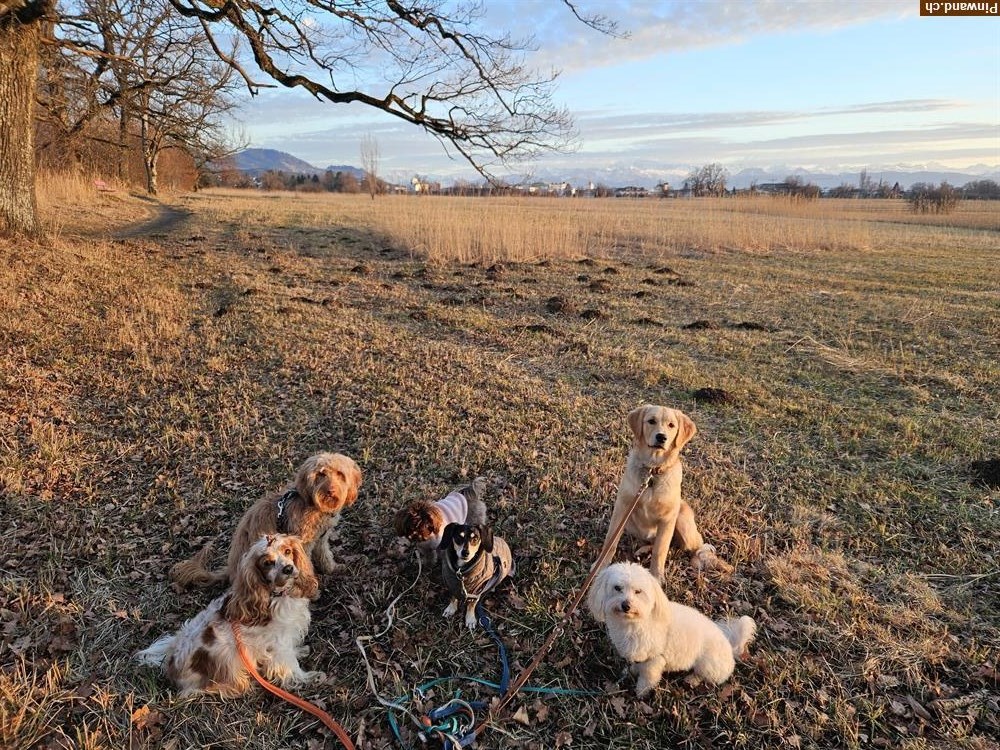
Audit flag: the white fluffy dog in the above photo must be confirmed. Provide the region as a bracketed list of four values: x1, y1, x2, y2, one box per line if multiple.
[587, 562, 756, 697]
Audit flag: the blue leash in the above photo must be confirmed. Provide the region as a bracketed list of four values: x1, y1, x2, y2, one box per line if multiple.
[386, 601, 595, 749]
[478, 604, 510, 695]
[409, 603, 506, 749]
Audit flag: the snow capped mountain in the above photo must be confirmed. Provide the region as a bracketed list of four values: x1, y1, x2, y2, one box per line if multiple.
[230, 149, 996, 190]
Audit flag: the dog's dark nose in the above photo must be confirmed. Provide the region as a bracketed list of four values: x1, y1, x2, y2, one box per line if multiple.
[282, 564, 295, 575]
[620, 600, 631, 613]
[655, 432, 668, 444]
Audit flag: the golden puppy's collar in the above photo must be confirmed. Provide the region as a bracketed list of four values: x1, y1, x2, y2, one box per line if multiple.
[646, 458, 679, 476]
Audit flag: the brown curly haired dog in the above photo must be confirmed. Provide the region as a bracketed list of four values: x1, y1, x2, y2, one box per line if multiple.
[171, 452, 362, 588]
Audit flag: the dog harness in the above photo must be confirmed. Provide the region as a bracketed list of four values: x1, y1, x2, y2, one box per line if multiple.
[447, 549, 506, 606]
[275, 489, 299, 533]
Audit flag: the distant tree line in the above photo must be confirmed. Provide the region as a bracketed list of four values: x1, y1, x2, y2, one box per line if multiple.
[209, 161, 1000, 215]
[827, 178, 997, 214]
[208, 167, 390, 194]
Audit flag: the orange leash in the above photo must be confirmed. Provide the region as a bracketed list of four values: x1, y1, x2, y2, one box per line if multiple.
[231, 621, 356, 750]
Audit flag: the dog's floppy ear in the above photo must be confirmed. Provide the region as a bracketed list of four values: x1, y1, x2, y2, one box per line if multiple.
[296, 454, 320, 500]
[333, 455, 362, 507]
[478, 525, 494, 553]
[441, 523, 461, 548]
[627, 405, 650, 442]
[225, 539, 273, 626]
[586, 567, 610, 623]
[648, 572, 671, 623]
[290, 538, 319, 600]
[393, 508, 411, 537]
[674, 410, 697, 451]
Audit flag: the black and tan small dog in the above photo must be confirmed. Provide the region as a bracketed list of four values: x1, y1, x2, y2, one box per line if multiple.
[440, 523, 514, 630]
[393, 477, 488, 552]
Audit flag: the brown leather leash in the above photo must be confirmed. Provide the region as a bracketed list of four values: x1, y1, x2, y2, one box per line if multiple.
[231, 621, 356, 750]
[471, 468, 654, 739]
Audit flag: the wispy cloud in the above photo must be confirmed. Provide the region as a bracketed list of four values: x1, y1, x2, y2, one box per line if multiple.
[526, 0, 914, 71]
[575, 99, 967, 141]
[250, 114, 998, 178]
[601, 122, 1000, 170]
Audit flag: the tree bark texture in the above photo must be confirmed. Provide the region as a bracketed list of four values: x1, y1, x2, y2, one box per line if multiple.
[0, 5, 44, 236]
[140, 112, 158, 195]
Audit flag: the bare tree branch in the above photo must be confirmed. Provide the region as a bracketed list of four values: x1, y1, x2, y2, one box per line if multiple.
[166, 0, 615, 179]
[560, 0, 625, 38]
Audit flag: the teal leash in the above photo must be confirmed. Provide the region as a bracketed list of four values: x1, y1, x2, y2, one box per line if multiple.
[386, 601, 596, 749]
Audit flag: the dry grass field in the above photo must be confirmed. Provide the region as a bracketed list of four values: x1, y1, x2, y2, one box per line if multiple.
[1, 185, 998, 750]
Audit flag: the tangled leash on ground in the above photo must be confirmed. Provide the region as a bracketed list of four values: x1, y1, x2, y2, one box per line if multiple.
[355, 552, 596, 749]
[405, 602, 510, 749]
[384, 600, 595, 750]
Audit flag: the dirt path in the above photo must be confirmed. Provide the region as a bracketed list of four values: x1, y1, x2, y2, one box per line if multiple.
[113, 197, 192, 239]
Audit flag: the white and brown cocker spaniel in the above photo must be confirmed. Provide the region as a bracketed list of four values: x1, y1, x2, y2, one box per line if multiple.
[136, 533, 324, 697]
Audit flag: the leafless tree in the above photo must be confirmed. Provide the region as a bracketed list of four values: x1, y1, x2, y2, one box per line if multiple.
[34, 13, 114, 170]
[962, 179, 1000, 200]
[782, 175, 821, 200]
[2, 0, 617, 234]
[909, 181, 959, 214]
[167, 0, 616, 176]
[685, 163, 729, 197]
[360, 133, 380, 200]
[81, 0, 243, 194]
[133, 29, 242, 194]
[190, 123, 248, 190]
[20, 0, 243, 194]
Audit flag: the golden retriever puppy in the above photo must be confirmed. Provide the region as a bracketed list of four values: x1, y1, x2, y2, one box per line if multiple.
[587, 562, 756, 697]
[171, 452, 362, 588]
[599, 404, 708, 583]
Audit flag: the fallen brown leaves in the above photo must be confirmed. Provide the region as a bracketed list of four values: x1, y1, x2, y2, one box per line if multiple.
[2, 195, 998, 749]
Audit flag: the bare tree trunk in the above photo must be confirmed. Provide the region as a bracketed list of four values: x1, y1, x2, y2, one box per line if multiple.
[0, 4, 49, 236]
[360, 134, 380, 200]
[140, 112, 157, 195]
[146, 150, 158, 195]
[118, 106, 129, 182]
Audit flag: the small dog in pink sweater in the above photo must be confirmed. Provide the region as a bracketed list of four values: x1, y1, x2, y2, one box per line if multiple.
[394, 477, 488, 552]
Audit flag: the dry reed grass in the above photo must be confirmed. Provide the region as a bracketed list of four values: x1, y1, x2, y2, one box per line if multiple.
[185, 189, 999, 264]
[36, 170, 156, 237]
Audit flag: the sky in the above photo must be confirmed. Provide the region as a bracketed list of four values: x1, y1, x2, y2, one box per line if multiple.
[234, 0, 1000, 184]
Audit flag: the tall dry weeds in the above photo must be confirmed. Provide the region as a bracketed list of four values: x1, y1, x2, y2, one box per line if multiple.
[183, 190, 999, 264]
